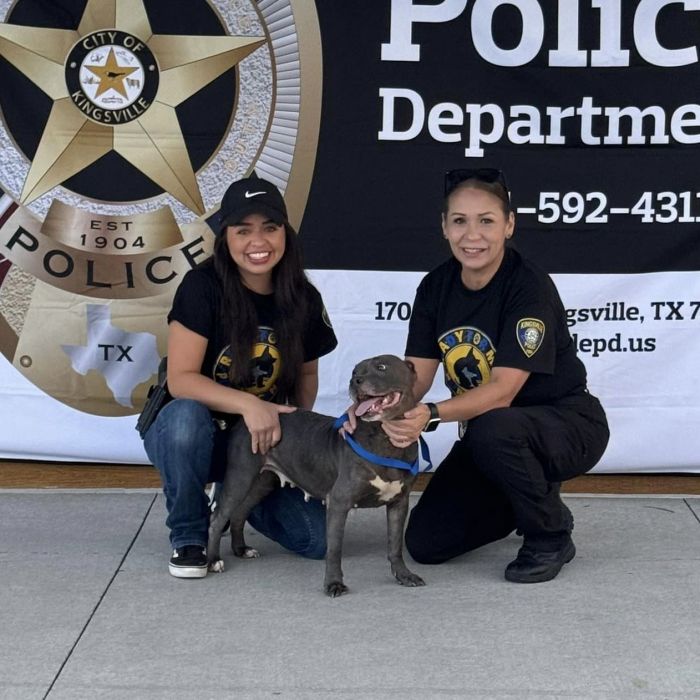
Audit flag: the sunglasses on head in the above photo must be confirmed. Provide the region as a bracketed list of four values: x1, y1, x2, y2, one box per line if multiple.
[444, 168, 509, 199]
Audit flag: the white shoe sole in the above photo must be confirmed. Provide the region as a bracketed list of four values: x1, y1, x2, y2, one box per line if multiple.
[169, 563, 208, 579]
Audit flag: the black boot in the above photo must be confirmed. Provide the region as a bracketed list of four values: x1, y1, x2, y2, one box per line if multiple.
[504, 534, 576, 583]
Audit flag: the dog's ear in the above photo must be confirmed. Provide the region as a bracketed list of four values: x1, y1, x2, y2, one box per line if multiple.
[402, 359, 418, 400]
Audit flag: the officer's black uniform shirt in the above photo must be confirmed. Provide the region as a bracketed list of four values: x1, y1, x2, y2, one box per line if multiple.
[168, 261, 337, 403]
[406, 247, 587, 406]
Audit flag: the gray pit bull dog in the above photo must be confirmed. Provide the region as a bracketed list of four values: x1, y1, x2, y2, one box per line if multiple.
[207, 354, 426, 596]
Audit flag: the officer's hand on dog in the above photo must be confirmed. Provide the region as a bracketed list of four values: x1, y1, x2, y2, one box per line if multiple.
[339, 405, 358, 437]
[242, 396, 296, 454]
[382, 403, 431, 447]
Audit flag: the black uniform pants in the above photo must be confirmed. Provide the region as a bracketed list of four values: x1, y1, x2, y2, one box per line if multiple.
[405, 392, 609, 564]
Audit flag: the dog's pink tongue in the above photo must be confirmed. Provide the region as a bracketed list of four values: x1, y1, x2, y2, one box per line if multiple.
[355, 398, 377, 417]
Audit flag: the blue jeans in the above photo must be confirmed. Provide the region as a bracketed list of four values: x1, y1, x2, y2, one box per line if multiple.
[143, 399, 326, 558]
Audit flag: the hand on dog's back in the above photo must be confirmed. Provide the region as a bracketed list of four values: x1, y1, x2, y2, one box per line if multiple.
[240, 395, 297, 454]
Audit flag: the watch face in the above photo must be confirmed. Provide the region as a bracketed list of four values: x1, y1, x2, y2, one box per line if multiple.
[424, 417, 440, 432]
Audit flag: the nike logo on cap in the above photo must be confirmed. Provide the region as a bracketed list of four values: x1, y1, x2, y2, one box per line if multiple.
[245, 190, 266, 198]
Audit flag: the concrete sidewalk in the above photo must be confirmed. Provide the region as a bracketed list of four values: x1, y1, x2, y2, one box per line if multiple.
[1, 490, 698, 699]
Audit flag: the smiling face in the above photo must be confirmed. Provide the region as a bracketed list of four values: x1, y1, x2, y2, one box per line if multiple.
[442, 185, 515, 290]
[225, 213, 286, 293]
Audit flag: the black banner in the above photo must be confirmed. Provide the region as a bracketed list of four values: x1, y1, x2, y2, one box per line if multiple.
[302, 1, 700, 273]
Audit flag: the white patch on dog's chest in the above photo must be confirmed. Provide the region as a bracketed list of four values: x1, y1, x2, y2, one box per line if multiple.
[369, 476, 403, 502]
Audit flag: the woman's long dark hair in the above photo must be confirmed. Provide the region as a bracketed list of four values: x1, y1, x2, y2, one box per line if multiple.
[212, 223, 309, 403]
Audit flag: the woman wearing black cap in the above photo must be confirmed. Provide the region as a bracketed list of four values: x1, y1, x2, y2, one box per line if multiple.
[380, 169, 609, 583]
[143, 176, 337, 578]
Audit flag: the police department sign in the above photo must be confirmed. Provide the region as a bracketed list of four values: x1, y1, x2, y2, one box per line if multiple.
[0, 0, 321, 416]
[301, 1, 700, 275]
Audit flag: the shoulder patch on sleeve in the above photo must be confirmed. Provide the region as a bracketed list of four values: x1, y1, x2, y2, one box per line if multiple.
[516, 318, 545, 358]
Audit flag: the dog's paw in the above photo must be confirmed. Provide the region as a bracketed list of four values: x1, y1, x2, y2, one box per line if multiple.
[208, 559, 225, 573]
[394, 571, 426, 587]
[324, 581, 349, 597]
[233, 546, 260, 559]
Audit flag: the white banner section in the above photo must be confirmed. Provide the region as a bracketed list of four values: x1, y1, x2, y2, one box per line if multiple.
[1, 269, 699, 473]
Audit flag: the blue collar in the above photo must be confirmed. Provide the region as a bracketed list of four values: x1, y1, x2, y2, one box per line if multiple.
[332, 413, 433, 476]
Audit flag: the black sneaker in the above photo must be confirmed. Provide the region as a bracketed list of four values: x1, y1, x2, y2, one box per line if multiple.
[504, 536, 576, 583]
[169, 545, 208, 579]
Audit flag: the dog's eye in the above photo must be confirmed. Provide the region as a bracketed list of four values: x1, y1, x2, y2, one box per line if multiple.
[376, 363, 387, 371]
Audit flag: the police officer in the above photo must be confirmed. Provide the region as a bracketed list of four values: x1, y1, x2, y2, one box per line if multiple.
[383, 168, 610, 583]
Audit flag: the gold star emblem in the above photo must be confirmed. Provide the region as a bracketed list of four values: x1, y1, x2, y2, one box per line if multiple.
[84, 47, 139, 99]
[0, 0, 265, 215]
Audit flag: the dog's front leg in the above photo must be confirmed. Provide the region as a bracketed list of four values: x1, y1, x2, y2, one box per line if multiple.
[323, 490, 352, 597]
[386, 496, 425, 587]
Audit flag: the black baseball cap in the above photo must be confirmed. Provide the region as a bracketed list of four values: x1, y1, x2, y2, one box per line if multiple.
[218, 176, 288, 234]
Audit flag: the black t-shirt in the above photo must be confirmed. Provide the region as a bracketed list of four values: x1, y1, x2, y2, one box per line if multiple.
[405, 248, 587, 406]
[168, 262, 337, 402]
